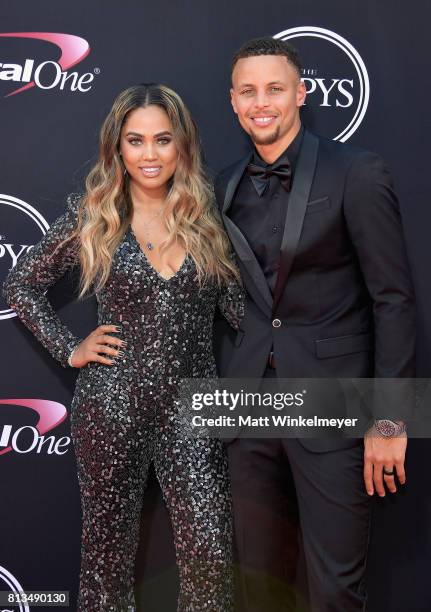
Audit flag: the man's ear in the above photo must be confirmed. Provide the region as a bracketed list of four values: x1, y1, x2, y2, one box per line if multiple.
[230, 88, 238, 114]
[297, 79, 306, 107]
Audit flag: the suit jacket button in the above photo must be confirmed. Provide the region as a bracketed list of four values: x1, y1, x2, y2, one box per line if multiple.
[272, 319, 281, 328]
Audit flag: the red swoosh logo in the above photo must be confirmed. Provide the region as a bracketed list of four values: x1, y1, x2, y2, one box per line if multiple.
[0, 32, 90, 97]
[0, 398, 67, 455]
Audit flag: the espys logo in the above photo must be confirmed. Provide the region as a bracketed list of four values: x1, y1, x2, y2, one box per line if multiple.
[0, 194, 49, 321]
[273, 26, 370, 141]
[0, 32, 98, 97]
[0, 399, 70, 456]
[0, 564, 29, 611]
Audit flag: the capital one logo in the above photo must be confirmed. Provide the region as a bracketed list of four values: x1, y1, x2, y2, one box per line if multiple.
[273, 26, 370, 141]
[0, 399, 70, 456]
[0, 32, 97, 97]
[0, 564, 29, 611]
[0, 194, 49, 321]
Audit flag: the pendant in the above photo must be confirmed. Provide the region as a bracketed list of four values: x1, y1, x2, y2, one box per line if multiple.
[146, 242, 154, 251]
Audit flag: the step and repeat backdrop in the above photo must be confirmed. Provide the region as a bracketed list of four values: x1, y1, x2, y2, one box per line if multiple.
[1, 1, 429, 610]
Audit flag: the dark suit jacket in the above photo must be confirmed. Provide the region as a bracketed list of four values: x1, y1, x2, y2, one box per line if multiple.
[214, 129, 416, 452]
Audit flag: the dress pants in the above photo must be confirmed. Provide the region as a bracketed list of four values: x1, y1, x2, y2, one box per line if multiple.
[227, 368, 372, 612]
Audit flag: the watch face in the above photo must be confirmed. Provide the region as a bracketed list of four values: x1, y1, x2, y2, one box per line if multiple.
[377, 419, 396, 437]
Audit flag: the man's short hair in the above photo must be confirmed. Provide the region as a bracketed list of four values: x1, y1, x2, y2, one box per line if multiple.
[231, 37, 303, 79]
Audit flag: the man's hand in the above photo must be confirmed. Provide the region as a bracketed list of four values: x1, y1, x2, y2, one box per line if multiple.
[363, 429, 407, 496]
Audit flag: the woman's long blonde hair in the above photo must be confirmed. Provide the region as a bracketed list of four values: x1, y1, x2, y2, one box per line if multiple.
[69, 83, 239, 297]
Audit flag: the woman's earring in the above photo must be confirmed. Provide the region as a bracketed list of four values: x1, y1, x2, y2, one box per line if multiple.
[118, 152, 127, 176]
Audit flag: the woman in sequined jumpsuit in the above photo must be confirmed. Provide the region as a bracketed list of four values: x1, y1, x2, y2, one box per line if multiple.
[3, 84, 243, 611]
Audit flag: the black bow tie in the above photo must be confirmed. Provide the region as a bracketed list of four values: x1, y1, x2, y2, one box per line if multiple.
[246, 160, 292, 196]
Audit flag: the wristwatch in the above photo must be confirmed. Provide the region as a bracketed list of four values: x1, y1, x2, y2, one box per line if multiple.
[374, 419, 406, 438]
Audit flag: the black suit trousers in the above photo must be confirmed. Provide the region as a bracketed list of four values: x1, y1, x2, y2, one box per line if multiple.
[227, 370, 372, 612]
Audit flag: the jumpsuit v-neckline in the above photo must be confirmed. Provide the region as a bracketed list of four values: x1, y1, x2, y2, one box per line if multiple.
[128, 225, 189, 283]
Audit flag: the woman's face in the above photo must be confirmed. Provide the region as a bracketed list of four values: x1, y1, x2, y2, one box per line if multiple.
[119, 105, 179, 194]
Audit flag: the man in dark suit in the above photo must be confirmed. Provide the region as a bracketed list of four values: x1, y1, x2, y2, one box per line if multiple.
[214, 37, 415, 612]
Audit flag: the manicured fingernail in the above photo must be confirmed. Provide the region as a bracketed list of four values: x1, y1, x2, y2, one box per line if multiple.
[118, 351, 125, 357]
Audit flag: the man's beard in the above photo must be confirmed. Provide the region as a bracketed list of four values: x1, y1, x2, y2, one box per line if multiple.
[249, 125, 280, 146]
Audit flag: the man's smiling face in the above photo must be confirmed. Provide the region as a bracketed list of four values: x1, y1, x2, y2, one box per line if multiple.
[230, 54, 306, 149]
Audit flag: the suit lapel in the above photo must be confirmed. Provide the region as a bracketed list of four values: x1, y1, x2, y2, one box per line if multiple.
[222, 153, 252, 214]
[223, 216, 273, 315]
[221, 153, 273, 316]
[272, 130, 319, 314]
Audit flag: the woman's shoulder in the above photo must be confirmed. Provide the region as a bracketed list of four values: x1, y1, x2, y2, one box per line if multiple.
[66, 192, 85, 214]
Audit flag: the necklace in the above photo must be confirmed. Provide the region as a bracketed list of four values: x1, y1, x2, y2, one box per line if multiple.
[140, 207, 163, 251]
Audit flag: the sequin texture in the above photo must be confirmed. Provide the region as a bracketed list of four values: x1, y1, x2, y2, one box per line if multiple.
[3, 193, 244, 611]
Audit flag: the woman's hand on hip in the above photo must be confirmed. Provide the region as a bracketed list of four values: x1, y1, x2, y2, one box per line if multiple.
[70, 324, 125, 367]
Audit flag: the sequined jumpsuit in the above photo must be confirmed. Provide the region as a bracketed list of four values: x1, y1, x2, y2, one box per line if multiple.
[3, 193, 244, 612]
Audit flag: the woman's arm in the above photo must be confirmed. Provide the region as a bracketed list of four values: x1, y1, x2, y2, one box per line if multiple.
[3, 193, 83, 367]
[217, 278, 245, 331]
